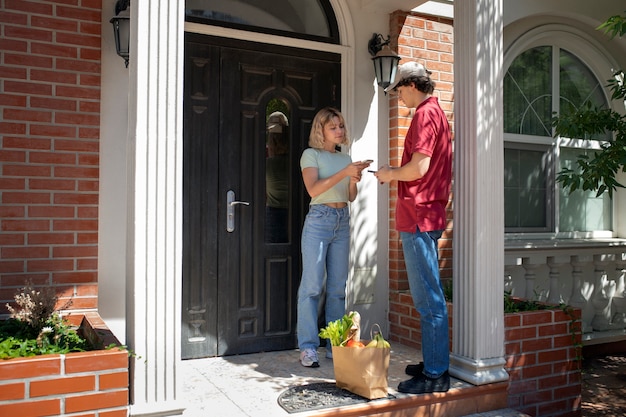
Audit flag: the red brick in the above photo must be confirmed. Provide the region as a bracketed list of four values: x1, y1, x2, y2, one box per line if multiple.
[3, 164, 52, 177]
[0, 233, 24, 245]
[66, 389, 128, 413]
[56, 85, 99, 100]
[1, 219, 50, 231]
[53, 193, 98, 205]
[0, 150, 27, 163]
[31, 69, 77, 84]
[0, 356, 60, 380]
[0, 398, 60, 417]
[29, 151, 76, 164]
[57, 6, 101, 23]
[3, 137, 52, 150]
[4, 80, 53, 96]
[0, 381, 25, 400]
[29, 205, 75, 217]
[29, 179, 76, 191]
[0, 177, 26, 189]
[52, 220, 97, 232]
[66, 349, 128, 374]
[522, 310, 554, 326]
[2, 247, 49, 259]
[31, 15, 78, 32]
[53, 245, 97, 258]
[523, 363, 553, 379]
[4, 52, 53, 68]
[28, 233, 75, 245]
[0, 122, 27, 134]
[522, 337, 553, 353]
[27, 259, 74, 272]
[505, 326, 537, 341]
[30, 97, 77, 111]
[30, 375, 95, 397]
[2, 192, 51, 204]
[30, 124, 77, 138]
[55, 139, 99, 152]
[0, 93, 28, 106]
[100, 371, 129, 390]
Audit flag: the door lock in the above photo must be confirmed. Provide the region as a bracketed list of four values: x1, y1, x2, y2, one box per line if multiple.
[227, 190, 250, 232]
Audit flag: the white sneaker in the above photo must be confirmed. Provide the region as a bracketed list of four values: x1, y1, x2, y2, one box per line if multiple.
[299, 348, 320, 368]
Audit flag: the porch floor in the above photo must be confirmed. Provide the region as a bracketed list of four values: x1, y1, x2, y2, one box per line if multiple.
[179, 343, 522, 417]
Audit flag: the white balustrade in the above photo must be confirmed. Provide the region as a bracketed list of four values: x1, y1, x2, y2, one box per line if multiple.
[504, 239, 626, 344]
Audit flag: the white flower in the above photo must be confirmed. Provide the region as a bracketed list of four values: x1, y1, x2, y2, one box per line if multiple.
[41, 326, 53, 334]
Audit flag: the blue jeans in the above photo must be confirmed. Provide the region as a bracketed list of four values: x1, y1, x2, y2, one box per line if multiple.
[400, 228, 449, 378]
[297, 204, 350, 350]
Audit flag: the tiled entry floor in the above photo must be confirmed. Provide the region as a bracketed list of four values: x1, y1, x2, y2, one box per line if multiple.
[179, 344, 519, 417]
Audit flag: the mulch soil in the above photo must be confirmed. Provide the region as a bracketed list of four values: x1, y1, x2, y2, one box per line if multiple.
[581, 353, 626, 416]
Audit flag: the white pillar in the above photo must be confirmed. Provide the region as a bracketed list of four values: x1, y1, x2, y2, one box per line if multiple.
[450, 0, 508, 385]
[126, 1, 185, 415]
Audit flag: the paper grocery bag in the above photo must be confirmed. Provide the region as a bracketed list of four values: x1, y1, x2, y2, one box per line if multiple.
[331, 344, 390, 399]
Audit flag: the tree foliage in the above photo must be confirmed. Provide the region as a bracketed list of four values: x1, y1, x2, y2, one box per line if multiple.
[553, 12, 626, 198]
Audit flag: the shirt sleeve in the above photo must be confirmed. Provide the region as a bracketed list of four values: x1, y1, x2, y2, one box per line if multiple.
[300, 148, 318, 170]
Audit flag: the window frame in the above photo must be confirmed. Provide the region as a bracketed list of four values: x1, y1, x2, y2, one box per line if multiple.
[503, 24, 619, 239]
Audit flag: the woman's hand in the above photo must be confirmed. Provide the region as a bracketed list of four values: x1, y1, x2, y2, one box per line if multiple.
[347, 160, 372, 181]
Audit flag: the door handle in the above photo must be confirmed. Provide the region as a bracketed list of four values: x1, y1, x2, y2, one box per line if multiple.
[227, 190, 250, 232]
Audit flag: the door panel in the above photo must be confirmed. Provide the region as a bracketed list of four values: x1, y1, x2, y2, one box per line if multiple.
[182, 33, 340, 358]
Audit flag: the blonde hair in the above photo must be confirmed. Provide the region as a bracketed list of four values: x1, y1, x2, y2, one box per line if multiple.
[308, 107, 350, 149]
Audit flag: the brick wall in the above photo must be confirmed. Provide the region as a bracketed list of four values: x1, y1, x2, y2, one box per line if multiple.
[387, 11, 454, 349]
[0, 1, 101, 315]
[505, 307, 583, 417]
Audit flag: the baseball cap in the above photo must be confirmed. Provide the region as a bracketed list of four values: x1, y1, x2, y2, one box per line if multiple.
[384, 62, 429, 93]
[267, 111, 288, 133]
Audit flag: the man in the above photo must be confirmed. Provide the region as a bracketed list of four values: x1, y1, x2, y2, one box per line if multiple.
[375, 61, 452, 394]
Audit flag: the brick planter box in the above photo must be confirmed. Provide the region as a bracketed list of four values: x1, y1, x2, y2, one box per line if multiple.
[391, 299, 582, 417]
[505, 305, 582, 417]
[0, 312, 129, 417]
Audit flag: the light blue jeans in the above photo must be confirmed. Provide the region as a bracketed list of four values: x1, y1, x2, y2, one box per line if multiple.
[297, 204, 350, 350]
[400, 228, 449, 378]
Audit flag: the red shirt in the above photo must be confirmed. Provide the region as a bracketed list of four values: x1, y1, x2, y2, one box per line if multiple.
[396, 97, 452, 233]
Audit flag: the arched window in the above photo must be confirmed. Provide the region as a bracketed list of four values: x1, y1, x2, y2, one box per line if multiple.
[504, 27, 615, 237]
[185, 0, 339, 44]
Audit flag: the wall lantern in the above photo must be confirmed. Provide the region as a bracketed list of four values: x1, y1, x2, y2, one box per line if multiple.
[110, 0, 130, 68]
[368, 33, 400, 92]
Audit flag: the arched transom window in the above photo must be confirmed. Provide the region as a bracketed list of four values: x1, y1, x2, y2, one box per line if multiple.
[185, 0, 339, 43]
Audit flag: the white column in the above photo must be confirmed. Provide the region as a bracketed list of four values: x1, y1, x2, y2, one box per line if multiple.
[126, 1, 185, 416]
[450, 0, 508, 385]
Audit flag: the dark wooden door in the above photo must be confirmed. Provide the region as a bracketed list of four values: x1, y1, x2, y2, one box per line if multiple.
[182, 33, 340, 358]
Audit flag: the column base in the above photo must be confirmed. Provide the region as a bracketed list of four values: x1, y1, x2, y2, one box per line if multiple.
[449, 353, 508, 386]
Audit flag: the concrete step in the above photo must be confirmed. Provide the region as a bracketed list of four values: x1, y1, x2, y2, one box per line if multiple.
[462, 409, 530, 417]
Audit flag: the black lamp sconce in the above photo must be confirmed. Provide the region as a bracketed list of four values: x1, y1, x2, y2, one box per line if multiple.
[368, 33, 401, 92]
[110, 0, 130, 68]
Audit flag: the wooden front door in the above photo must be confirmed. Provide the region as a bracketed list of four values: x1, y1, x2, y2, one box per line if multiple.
[182, 33, 340, 358]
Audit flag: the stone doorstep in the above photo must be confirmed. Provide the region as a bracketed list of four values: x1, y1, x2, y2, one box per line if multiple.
[293, 380, 509, 417]
[461, 409, 531, 417]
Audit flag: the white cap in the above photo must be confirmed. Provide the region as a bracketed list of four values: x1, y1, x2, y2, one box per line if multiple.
[384, 62, 429, 93]
[267, 111, 288, 133]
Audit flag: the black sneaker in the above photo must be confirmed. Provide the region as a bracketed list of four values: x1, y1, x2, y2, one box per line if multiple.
[405, 362, 424, 376]
[397, 371, 450, 394]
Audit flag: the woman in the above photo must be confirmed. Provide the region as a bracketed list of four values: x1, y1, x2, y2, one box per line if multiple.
[297, 107, 371, 367]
